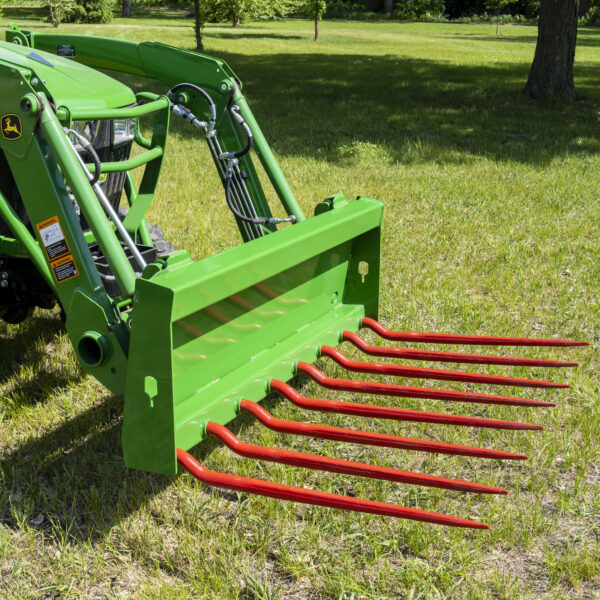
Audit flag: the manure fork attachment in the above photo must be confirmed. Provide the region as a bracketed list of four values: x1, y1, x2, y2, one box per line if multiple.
[176, 330, 584, 530]
[0, 26, 588, 530]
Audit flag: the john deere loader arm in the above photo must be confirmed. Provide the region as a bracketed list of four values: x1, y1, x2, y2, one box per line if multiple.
[6, 24, 306, 238]
[0, 26, 587, 529]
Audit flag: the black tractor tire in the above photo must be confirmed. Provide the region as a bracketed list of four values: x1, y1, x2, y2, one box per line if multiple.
[1, 304, 34, 324]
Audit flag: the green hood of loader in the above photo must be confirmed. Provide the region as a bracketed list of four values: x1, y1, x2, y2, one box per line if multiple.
[0, 41, 135, 111]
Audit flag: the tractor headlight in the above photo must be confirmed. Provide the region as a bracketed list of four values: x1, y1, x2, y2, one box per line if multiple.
[70, 117, 136, 152]
[112, 118, 136, 148]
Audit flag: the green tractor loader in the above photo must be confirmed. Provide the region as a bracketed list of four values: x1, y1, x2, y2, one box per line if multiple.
[0, 25, 587, 529]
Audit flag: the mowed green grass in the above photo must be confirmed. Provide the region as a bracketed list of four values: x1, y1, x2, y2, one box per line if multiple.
[1, 13, 599, 599]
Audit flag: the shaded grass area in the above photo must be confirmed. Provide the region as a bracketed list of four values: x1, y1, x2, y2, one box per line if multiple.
[0, 16, 599, 599]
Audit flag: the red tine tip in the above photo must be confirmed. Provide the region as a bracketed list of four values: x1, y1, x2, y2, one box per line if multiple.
[176, 448, 490, 528]
[296, 362, 556, 408]
[343, 331, 579, 368]
[321, 345, 569, 389]
[269, 380, 544, 430]
[363, 318, 589, 347]
[207, 420, 510, 494]
[240, 399, 526, 461]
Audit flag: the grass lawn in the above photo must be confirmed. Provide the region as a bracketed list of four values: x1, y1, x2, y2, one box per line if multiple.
[1, 12, 599, 600]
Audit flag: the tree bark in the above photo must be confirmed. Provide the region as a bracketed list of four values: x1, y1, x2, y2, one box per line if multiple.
[194, 0, 203, 52]
[48, 2, 58, 26]
[314, 14, 319, 41]
[122, 0, 131, 17]
[523, 0, 579, 100]
[232, 0, 241, 27]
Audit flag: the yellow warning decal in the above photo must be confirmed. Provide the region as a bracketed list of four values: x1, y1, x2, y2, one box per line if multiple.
[36, 216, 71, 261]
[1, 114, 22, 141]
[50, 254, 79, 283]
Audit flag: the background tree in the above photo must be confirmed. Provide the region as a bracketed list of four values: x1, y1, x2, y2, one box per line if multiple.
[302, 0, 326, 40]
[231, 0, 242, 25]
[47, 0, 75, 26]
[204, 0, 296, 28]
[189, 0, 298, 50]
[122, 0, 131, 17]
[193, 0, 209, 51]
[485, 0, 513, 35]
[59, 0, 111, 22]
[523, 0, 579, 100]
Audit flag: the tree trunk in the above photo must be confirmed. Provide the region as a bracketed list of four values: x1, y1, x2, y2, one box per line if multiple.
[232, 0, 241, 27]
[523, 0, 579, 100]
[48, 2, 58, 27]
[314, 14, 319, 41]
[194, 0, 203, 52]
[122, 0, 131, 18]
[383, 0, 394, 14]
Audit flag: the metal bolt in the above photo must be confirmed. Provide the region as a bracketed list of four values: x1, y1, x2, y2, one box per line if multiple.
[1, 272, 8, 279]
[0, 280, 8, 288]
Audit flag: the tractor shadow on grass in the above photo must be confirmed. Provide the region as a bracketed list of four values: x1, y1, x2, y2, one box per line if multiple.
[0, 394, 171, 543]
[0, 348, 309, 544]
[0, 314, 84, 408]
[0, 313, 167, 544]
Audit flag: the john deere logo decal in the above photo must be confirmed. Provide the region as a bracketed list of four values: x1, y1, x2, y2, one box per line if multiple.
[2, 114, 22, 141]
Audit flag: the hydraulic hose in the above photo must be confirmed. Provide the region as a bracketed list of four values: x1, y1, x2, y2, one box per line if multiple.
[227, 105, 253, 159]
[222, 104, 295, 225]
[224, 174, 291, 225]
[67, 129, 102, 185]
[65, 128, 147, 272]
[168, 89, 295, 227]
[168, 82, 217, 124]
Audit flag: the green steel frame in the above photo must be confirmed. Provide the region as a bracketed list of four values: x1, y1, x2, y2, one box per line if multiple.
[0, 26, 383, 474]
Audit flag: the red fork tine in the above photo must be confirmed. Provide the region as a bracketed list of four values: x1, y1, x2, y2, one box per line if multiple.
[363, 317, 589, 347]
[240, 399, 528, 460]
[297, 362, 556, 407]
[270, 380, 545, 431]
[206, 421, 509, 494]
[177, 448, 490, 529]
[320, 346, 569, 389]
[343, 331, 579, 368]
